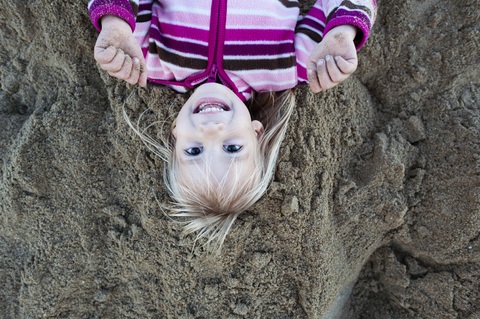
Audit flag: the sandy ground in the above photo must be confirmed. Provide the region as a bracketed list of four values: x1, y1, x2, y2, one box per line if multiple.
[1, 0, 479, 318]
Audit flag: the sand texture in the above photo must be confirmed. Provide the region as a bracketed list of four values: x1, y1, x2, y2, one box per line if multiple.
[1, 0, 480, 318]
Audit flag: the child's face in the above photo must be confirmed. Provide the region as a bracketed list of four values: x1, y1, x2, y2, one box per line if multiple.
[172, 83, 264, 187]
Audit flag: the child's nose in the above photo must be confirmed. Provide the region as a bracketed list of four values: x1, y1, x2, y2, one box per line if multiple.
[199, 122, 225, 134]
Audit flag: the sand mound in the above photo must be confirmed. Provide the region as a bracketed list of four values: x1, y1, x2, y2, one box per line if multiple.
[1, 0, 479, 317]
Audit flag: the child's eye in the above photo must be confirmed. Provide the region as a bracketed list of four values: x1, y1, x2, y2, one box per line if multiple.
[185, 147, 203, 156]
[224, 145, 242, 153]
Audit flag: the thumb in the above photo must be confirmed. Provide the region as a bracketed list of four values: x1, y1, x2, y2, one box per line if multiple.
[94, 45, 117, 64]
[334, 55, 358, 75]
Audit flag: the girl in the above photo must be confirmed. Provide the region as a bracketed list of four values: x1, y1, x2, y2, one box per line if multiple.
[88, 0, 376, 252]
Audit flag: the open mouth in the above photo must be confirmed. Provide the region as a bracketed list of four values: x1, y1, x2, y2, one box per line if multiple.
[193, 100, 231, 114]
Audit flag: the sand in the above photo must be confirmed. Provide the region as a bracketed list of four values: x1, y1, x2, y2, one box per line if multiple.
[1, 0, 479, 317]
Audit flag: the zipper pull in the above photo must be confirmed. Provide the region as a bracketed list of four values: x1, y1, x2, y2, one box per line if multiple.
[206, 63, 218, 83]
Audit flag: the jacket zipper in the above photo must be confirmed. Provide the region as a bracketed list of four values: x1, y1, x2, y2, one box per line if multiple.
[207, 63, 218, 83]
[189, 0, 222, 87]
[156, 0, 244, 100]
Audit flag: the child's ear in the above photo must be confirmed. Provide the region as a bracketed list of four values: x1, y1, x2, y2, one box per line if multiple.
[252, 120, 264, 138]
[172, 126, 177, 138]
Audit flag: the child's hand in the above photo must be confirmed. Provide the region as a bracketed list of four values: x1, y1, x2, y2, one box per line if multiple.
[306, 25, 358, 93]
[94, 15, 148, 87]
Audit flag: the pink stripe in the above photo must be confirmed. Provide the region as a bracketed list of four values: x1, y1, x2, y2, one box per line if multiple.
[228, 0, 298, 12]
[294, 44, 312, 67]
[225, 29, 295, 42]
[152, 11, 211, 30]
[134, 22, 151, 47]
[135, 21, 151, 33]
[226, 14, 297, 29]
[238, 68, 297, 85]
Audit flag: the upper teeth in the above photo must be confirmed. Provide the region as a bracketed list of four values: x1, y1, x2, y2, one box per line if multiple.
[198, 103, 226, 113]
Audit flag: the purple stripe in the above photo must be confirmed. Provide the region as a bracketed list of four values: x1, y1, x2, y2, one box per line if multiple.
[324, 9, 371, 49]
[89, 0, 136, 32]
[329, 8, 371, 29]
[152, 20, 210, 42]
[224, 42, 294, 56]
[298, 17, 325, 33]
[149, 28, 208, 57]
[225, 29, 295, 41]
[138, 3, 152, 11]
[306, 6, 326, 22]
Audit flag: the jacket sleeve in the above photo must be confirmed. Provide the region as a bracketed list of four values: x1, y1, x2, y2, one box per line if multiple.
[296, 0, 377, 50]
[88, 0, 143, 32]
[294, 0, 377, 84]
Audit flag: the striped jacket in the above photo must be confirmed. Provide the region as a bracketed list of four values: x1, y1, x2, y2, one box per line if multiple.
[89, 0, 376, 101]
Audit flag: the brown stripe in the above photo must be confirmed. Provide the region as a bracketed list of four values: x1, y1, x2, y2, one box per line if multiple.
[296, 27, 323, 43]
[277, 0, 300, 8]
[223, 56, 296, 71]
[326, 7, 337, 24]
[149, 45, 295, 72]
[137, 13, 152, 23]
[149, 42, 208, 70]
[129, 1, 139, 17]
[327, 1, 372, 23]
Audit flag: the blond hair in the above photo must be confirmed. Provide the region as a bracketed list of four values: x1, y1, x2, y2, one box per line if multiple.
[124, 88, 295, 253]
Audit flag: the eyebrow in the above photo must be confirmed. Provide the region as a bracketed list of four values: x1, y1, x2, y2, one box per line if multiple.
[179, 153, 249, 165]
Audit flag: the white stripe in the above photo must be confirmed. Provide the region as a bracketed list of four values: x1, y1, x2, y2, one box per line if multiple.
[236, 85, 251, 92]
[247, 79, 297, 87]
[233, 67, 296, 75]
[226, 25, 295, 31]
[160, 5, 211, 16]
[154, 17, 210, 31]
[297, 76, 308, 83]
[224, 40, 293, 45]
[227, 8, 298, 20]
[224, 53, 295, 60]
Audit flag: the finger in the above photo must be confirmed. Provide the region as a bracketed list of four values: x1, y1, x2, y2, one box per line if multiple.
[138, 58, 148, 87]
[307, 61, 321, 93]
[326, 55, 350, 84]
[94, 45, 117, 65]
[126, 57, 140, 85]
[110, 54, 133, 80]
[102, 49, 126, 73]
[335, 55, 357, 75]
[316, 59, 332, 90]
